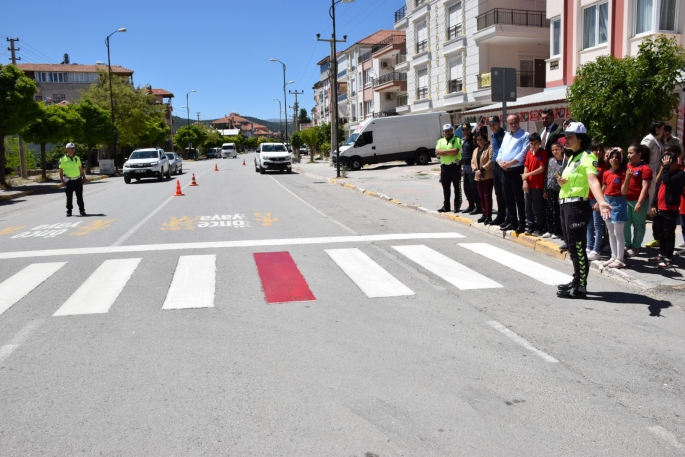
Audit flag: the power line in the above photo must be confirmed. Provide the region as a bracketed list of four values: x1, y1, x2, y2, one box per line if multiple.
[343, 0, 393, 34]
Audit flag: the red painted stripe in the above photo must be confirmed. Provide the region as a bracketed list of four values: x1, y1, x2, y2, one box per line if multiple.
[253, 252, 316, 304]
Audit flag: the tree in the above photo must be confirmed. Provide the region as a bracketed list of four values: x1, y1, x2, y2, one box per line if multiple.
[300, 128, 321, 163]
[173, 125, 208, 158]
[298, 108, 311, 124]
[0, 64, 40, 186]
[245, 136, 259, 150]
[567, 35, 685, 148]
[4, 136, 36, 175]
[203, 127, 225, 149]
[137, 117, 170, 149]
[21, 103, 85, 179]
[73, 98, 114, 173]
[290, 131, 303, 150]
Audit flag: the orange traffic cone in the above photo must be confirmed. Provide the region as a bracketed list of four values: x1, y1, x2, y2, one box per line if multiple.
[242, 159, 245, 166]
[173, 180, 184, 196]
[190, 173, 198, 186]
[214, 163, 219, 171]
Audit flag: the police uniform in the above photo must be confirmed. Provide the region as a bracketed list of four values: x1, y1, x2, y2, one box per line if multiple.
[559, 148, 598, 291]
[436, 128, 462, 212]
[59, 151, 86, 216]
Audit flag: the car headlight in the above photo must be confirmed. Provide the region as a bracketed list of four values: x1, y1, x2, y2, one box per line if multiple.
[123, 163, 130, 168]
[149, 161, 158, 166]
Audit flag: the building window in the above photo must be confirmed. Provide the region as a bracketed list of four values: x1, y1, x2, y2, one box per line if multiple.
[351, 104, 356, 122]
[416, 67, 428, 99]
[364, 100, 373, 118]
[47, 72, 68, 83]
[53, 94, 65, 103]
[364, 69, 373, 87]
[446, 2, 462, 40]
[351, 79, 356, 96]
[551, 17, 561, 56]
[35, 95, 43, 101]
[635, 0, 678, 35]
[448, 58, 462, 93]
[582, 2, 608, 49]
[416, 21, 428, 53]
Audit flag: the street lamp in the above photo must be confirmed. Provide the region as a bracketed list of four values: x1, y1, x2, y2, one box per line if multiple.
[186, 89, 196, 127]
[272, 98, 283, 140]
[269, 58, 294, 145]
[105, 27, 126, 161]
[318, 0, 354, 178]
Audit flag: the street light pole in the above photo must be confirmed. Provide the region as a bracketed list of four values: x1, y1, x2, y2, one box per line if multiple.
[317, 0, 353, 178]
[105, 27, 126, 162]
[272, 98, 282, 139]
[270, 59, 294, 146]
[186, 89, 196, 127]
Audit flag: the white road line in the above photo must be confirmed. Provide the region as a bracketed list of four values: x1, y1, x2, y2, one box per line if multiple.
[0, 319, 45, 366]
[648, 426, 685, 450]
[111, 166, 215, 247]
[459, 243, 573, 286]
[268, 175, 358, 235]
[487, 321, 559, 363]
[0, 263, 67, 315]
[53, 258, 141, 316]
[0, 232, 465, 259]
[392, 245, 502, 290]
[326, 248, 414, 298]
[163, 255, 216, 310]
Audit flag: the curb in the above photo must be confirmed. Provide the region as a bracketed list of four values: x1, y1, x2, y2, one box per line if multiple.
[0, 175, 109, 202]
[296, 167, 673, 291]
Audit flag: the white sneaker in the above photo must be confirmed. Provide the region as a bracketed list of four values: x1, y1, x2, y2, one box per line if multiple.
[602, 257, 616, 267]
[551, 234, 560, 239]
[541, 232, 551, 238]
[587, 251, 601, 261]
[607, 259, 626, 269]
[625, 248, 637, 258]
[679, 242, 685, 248]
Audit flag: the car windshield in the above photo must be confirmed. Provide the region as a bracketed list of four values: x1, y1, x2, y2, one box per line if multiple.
[130, 151, 158, 159]
[165, 154, 174, 160]
[344, 133, 359, 146]
[262, 145, 286, 152]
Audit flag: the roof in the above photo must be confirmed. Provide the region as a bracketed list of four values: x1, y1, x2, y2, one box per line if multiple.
[462, 88, 568, 115]
[211, 112, 267, 130]
[151, 88, 174, 97]
[318, 30, 405, 64]
[17, 63, 134, 75]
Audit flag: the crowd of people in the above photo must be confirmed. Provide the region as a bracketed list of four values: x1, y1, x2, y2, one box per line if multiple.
[436, 109, 685, 297]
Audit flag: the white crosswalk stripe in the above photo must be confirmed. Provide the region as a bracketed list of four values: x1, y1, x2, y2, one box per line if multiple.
[0, 263, 66, 315]
[392, 245, 502, 290]
[53, 258, 141, 316]
[163, 255, 216, 310]
[326, 248, 414, 298]
[459, 243, 573, 285]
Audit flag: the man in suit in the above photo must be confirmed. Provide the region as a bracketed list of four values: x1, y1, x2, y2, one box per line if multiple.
[539, 108, 563, 154]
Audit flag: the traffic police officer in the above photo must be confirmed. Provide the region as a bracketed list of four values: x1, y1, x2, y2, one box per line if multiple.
[556, 122, 611, 298]
[436, 124, 462, 213]
[59, 142, 87, 217]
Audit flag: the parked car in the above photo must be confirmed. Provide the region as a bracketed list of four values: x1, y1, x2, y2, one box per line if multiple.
[221, 143, 237, 159]
[333, 112, 452, 170]
[123, 148, 171, 183]
[254, 143, 292, 174]
[206, 148, 220, 159]
[165, 152, 183, 174]
[299, 146, 308, 156]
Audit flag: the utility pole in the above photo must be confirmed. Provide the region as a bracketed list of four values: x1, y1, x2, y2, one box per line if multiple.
[7, 38, 28, 179]
[197, 112, 201, 124]
[289, 89, 304, 132]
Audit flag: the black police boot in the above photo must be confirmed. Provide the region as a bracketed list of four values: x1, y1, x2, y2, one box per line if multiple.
[515, 224, 526, 234]
[557, 287, 587, 299]
[557, 281, 574, 291]
[490, 216, 505, 226]
[483, 216, 493, 225]
[477, 214, 487, 223]
[461, 204, 475, 214]
[80, 210, 87, 216]
[499, 221, 514, 231]
[66, 210, 72, 217]
[469, 206, 483, 215]
[437, 206, 451, 213]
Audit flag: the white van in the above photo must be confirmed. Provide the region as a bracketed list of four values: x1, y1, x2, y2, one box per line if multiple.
[221, 143, 237, 159]
[334, 112, 452, 170]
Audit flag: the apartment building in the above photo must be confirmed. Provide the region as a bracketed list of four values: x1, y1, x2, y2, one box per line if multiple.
[393, 0, 549, 123]
[17, 63, 133, 103]
[463, 0, 684, 135]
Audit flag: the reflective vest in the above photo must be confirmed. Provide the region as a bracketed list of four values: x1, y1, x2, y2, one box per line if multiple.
[436, 136, 462, 165]
[59, 155, 82, 178]
[559, 150, 598, 199]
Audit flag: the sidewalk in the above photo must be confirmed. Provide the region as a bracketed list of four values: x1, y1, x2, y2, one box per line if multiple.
[0, 173, 110, 202]
[294, 159, 684, 291]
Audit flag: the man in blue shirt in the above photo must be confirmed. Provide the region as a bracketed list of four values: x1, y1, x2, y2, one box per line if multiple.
[497, 114, 530, 233]
[489, 116, 507, 226]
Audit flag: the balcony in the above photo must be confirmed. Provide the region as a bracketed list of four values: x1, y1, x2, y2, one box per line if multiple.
[372, 72, 407, 88]
[396, 53, 407, 65]
[448, 79, 463, 93]
[320, 62, 331, 74]
[447, 24, 462, 41]
[338, 93, 348, 102]
[474, 9, 550, 45]
[416, 87, 428, 100]
[415, 0, 426, 6]
[415, 40, 428, 54]
[371, 35, 406, 56]
[337, 69, 347, 78]
[358, 50, 373, 65]
[394, 5, 406, 23]
[397, 94, 408, 107]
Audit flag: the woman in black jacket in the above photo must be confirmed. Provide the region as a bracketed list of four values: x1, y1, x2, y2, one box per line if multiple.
[650, 151, 685, 268]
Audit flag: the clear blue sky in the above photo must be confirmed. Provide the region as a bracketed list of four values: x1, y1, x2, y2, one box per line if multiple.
[1, 0, 402, 121]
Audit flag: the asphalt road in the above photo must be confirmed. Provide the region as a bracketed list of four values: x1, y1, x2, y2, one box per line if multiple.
[0, 154, 684, 456]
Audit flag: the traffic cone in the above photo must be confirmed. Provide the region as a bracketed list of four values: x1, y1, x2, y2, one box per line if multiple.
[242, 159, 245, 166]
[190, 173, 198, 186]
[214, 163, 219, 171]
[173, 180, 184, 196]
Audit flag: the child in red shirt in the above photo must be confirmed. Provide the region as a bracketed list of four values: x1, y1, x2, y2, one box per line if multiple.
[650, 151, 685, 268]
[601, 148, 630, 268]
[624, 144, 653, 257]
[522, 132, 548, 236]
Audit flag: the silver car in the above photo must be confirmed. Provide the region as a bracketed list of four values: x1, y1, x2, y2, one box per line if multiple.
[165, 152, 183, 175]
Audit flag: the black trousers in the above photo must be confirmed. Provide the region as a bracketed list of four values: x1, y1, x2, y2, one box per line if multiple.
[502, 165, 526, 226]
[65, 178, 85, 212]
[656, 210, 679, 259]
[525, 188, 546, 231]
[545, 188, 562, 236]
[440, 164, 462, 210]
[560, 201, 592, 288]
[462, 163, 480, 208]
[492, 163, 507, 219]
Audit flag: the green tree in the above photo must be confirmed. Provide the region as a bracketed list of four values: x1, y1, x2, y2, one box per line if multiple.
[203, 127, 225, 149]
[173, 125, 208, 158]
[300, 128, 321, 163]
[289, 131, 303, 160]
[298, 108, 311, 125]
[0, 64, 40, 186]
[137, 117, 170, 149]
[21, 103, 85, 179]
[4, 136, 36, 175]
[567, 35, 685, 148]
[73, 98, 114, 173]
[245, 136, 259, 150]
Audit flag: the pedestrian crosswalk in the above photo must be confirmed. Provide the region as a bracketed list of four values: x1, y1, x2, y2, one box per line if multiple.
[0, 242, 573, 319]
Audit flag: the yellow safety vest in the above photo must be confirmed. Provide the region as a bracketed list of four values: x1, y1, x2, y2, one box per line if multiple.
[436, 136, 462, 165]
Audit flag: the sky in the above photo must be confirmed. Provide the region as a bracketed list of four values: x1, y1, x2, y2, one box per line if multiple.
[1, 0, 403, 121]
